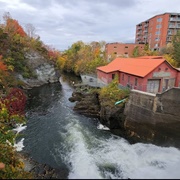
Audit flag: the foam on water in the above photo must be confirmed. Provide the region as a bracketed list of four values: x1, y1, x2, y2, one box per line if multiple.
[92, 136, 180, 179]
[13, 124, 27, 134]
[64, 120, 102, 179]
[14, 138, 25, 152]
[13, 124, 27, 152]
[61, 118, 180, 179]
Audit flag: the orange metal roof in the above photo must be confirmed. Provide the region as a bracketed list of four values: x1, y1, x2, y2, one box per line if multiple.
[137, 56, 164, 59]
[97, 57, 165, 77]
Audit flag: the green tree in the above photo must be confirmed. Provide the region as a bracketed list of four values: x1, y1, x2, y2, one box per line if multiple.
[172, 30, 180, 67]
[140, 43, 158, 56]
[132, 46, 140, 57]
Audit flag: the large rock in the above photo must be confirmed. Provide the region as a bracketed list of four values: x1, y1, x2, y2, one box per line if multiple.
[69, 89, 126, 137]
[72, 91, 100, 118]
[99, 99, 127, 137]
[16, 50, 59, 89]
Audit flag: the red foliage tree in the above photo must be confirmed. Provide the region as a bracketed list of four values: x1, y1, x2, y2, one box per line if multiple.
[2, 88, 27, 115]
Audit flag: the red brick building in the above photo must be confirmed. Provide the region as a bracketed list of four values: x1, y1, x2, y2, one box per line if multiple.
[105, 42, 145, 60]
[135, 12, 180, 51]
[97, 56, 180, 94]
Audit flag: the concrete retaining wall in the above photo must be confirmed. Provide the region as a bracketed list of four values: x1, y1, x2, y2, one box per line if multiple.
[124, 88, 180, 148]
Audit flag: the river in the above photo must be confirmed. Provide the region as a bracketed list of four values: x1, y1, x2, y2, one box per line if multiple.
[20, 74, 180, 179]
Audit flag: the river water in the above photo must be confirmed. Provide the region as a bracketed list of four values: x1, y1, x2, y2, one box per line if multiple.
[21, 74, 180, 179]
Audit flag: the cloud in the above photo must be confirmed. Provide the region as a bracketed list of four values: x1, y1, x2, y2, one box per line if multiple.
[0, 0, 180, 50]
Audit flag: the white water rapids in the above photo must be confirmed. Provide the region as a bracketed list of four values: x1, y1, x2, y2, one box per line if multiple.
[57, 117, 180, 179]
[20, 75, 180, 179]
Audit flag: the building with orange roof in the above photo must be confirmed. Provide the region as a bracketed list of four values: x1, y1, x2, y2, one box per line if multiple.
[97, 56, 180, 93]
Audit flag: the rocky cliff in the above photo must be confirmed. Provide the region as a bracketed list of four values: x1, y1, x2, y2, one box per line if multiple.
[15, 50, 59, 89]
[69, 88, 127, 138]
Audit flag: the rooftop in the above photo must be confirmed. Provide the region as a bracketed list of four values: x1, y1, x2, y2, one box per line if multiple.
[97, 56, 165, 77]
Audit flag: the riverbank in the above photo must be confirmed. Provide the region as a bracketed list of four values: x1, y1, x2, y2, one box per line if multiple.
[18, 152, 68, 179]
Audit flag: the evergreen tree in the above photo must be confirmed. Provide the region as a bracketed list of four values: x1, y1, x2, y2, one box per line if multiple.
[172, 30, 180, 67]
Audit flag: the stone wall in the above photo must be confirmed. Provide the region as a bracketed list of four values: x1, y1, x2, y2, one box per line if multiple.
[124, 88, 180, 148]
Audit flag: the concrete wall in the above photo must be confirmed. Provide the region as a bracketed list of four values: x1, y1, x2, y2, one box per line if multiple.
[124, 88, 180, 148]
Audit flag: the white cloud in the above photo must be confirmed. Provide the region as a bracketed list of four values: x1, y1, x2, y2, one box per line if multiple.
[0, 0, 180, 50]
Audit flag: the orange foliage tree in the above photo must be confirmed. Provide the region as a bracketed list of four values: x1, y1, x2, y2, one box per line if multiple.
[4, 18, 27, 37]
[0, 55, 7, 71]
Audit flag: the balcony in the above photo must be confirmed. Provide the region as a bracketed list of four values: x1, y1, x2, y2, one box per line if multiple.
[169, 25, 176, 28]
[137, 31, 142, 35]
[170, 17, 180, 21]
[136, 37, 141, 41]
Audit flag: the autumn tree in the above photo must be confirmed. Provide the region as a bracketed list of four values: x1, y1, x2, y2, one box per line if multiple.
[4, 18, 26, 37]
[140, 43, 159, 56]
[172, 30, 180, 67]
[60, 41, 107, 75]
[132, 46, 140, 57]
[159, 43, 174, 55]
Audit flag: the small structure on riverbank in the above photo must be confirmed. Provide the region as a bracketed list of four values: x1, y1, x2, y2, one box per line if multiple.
[80, 74, 106, 88]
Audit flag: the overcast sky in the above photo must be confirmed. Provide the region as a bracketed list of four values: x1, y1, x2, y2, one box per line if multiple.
[0, 0, 180, 51]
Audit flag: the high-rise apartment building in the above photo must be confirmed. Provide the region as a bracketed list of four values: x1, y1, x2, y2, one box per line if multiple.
[135, 12, 180, 50]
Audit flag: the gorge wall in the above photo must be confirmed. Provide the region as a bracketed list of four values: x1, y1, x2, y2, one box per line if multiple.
[16, 50, 59, 89]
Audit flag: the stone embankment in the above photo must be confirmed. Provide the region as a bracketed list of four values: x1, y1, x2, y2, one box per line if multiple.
[69, 86, 180, 149]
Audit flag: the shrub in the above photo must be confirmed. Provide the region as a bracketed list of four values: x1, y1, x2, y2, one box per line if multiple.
[99, 76, 130, 107]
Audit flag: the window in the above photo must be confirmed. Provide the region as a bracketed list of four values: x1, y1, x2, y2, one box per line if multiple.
[156, 24, 161, 29]
[157, 18, 162, 22]
[114, 52, 117, 54]
[128, 76, 130, 83]
[114, 46, 117, 48]
[135, 78, 138, 86]
[156, 31, 160, 35]
[125, 46, 128, 48]
[168, 30, 172, 35]
[122, 74, 124, 80]
[112, 74, 115, 79]
[155, 37, 159, 41]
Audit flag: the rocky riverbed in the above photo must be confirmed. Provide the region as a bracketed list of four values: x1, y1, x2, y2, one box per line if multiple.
[18, 152, 68, 179]
[68, 86, 128, 139]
